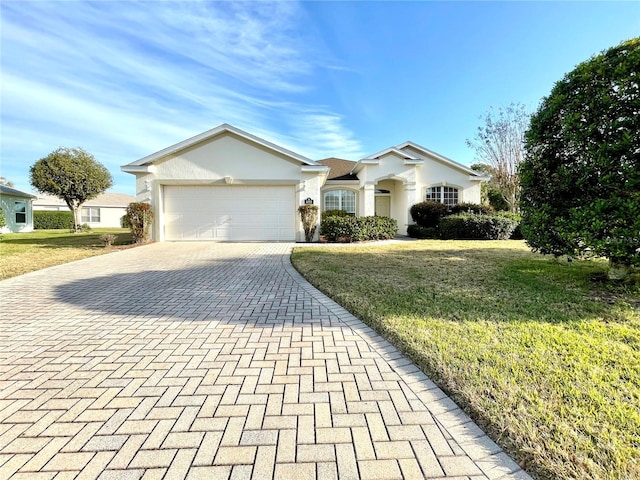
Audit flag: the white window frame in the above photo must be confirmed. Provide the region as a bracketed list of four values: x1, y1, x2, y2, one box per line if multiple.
[14, 201, 26, 224]
[425, 185, 460, 207]
[81, 207, 101, 223]
[323, 189, 357, 216]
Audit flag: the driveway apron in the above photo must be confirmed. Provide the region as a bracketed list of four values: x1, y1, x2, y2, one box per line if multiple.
[0, 242, 531, 480]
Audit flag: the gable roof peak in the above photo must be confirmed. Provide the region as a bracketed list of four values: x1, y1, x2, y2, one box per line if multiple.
[396, 141, 481, 176]
[122, 123, 318, 169]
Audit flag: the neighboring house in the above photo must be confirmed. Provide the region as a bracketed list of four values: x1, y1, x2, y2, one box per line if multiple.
[0, 185, 37, 233]
[121, 123, 487, 242]
[32, 193, 136, 228]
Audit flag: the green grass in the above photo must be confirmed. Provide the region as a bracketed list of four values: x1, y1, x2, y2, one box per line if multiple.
[291, 240, 640, 480]
[0, 228, 135, 280]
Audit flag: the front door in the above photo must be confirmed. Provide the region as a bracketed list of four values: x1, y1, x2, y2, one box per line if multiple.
[375, 196, 391, 217]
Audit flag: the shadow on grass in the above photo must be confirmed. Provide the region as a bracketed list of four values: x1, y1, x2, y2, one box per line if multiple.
[1, 232, 134, 248]
[292, 244, 639, 326]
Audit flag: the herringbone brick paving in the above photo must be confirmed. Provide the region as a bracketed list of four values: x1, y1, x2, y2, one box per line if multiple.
[0, 242, 531, 479]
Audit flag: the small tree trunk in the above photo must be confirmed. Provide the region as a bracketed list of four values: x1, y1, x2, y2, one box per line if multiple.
[608, 258, 630, 281]
[72, 205, 81, 233]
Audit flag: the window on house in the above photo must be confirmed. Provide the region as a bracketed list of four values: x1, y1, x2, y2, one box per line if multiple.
[323, 190, 356, 215]
[14, 201, 26, 223]
[426, 186, 459, 206]
[81, 207, 101, 223]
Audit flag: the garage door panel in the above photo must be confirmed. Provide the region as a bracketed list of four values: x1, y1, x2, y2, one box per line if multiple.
[163, 186, 295, 241]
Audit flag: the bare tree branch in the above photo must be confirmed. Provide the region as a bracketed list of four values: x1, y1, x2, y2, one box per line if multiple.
[466, 103, 530, 213]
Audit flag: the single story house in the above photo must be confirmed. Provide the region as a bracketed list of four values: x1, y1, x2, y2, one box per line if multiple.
[121, 123, 487, 242]
[33, 193, 136, 228]
[0, 185, 37, 233]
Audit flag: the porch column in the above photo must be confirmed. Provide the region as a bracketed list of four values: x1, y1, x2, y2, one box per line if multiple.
[404, 181, 417, 228]
[363, 183, 375, 216]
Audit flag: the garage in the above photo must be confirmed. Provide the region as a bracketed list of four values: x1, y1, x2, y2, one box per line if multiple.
[121, 124, 329, 242]
[163, 185, 296, 241]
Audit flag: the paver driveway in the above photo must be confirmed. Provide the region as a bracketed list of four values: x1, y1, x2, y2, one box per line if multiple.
[0, 242, 531, 480]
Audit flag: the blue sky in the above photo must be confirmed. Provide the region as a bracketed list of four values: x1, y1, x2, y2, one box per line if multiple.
[2, 1, 638, 196]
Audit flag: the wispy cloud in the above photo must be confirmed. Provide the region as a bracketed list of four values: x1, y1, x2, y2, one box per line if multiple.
[0, 0, 363, 193]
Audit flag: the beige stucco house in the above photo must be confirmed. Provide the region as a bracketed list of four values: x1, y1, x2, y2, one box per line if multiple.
[121, 124, 486, 242]
[33, 193, 136, 228]
[0, 185, 36, 233]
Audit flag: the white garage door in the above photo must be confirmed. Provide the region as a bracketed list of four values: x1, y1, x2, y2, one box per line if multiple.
[163, 185, 296, 241]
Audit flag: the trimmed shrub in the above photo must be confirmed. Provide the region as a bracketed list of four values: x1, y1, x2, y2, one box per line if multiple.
[320, 216, 353, 242]
[449, 202, 494, 215]
[0, 207, 6, 228]
[407, 224, 438, 239]
[34, 210, 74, 229]
[495, 211, 523, 239]
[321, 209, 350, 222]
[99, 234, 117, 247]
[321, 216, 397, 242]
[439, 213, 518, 240]
[355, 216, 398, 241]
[121, 214, 131, 228]
[126, 202, 154, 243]
[410, 201, 448, 228]
[298, 204, 319, 242]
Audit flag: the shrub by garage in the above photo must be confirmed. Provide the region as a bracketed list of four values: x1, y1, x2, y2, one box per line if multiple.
[439, 213, 518, 240]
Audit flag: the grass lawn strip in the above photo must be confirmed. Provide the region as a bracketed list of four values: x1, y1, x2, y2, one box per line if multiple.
[0, 229, 135, 280]
[291, 240, 640, 480]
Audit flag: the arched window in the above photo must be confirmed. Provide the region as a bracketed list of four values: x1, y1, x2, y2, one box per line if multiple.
[323, 190, 356, 215]
[426, 186, 459, 206]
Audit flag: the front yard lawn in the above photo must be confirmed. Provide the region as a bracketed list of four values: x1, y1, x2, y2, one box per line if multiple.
[0, 229, 135, 280]
[291, 240, 640, 480]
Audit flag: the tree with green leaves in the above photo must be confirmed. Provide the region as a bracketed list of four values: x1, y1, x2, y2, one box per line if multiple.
[467, 103, 530, 213]
[30, 147, 113, 232]
[470, 163, 509, 211]
[520, 38, 640, 279]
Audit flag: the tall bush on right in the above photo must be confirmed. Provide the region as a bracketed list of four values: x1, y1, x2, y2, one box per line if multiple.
[126, 202, 154, 243]
[520, 38, 640, 279]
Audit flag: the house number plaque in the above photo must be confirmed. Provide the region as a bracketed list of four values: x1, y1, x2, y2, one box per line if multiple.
[304, 198, 314, 205]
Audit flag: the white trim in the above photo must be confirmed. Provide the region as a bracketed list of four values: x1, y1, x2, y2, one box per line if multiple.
[351, 147, 422, 174]
[121, 165, 155, 174]
[122, 123, 318, 168]
[374, 174, 408, 185]
[397, 141, 483, 177]
[424, 184, 462, 205]
[155, 178, 302, 186]
[469, 174, 490, 182]
[364, 147, 421, 161]
[325, 180, 360, 185]
[322, 187, 358, 215]
[301, 165, 330, 173]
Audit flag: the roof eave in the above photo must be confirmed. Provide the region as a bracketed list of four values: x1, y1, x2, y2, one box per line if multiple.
[123, 123, 317, 168]
[397, 141, 478, 175]
[121, 165, 155, 174]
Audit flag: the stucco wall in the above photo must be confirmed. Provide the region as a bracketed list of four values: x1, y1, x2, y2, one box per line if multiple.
[84, 207, 127, 228]
[0, 194, 34, 233]
[132, 133, 326, 242]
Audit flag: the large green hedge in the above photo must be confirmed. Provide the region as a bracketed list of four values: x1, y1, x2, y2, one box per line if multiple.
[34, 210, 74, 229]
[321, 216, 398, 242]
[439, 213, 518, 240]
